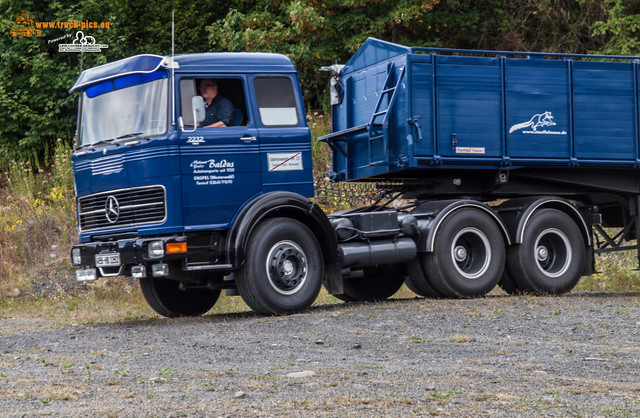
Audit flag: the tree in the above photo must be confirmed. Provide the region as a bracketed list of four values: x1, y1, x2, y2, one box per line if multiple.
[0, 0, 221, 160]
[590, 0, 640, 55]
[208, 0, 439, 102]
[0, 1, 119, 158]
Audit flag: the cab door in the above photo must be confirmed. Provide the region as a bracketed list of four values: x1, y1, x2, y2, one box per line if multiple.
[178, 76, 261, 230]
[252, 75, 314, 198]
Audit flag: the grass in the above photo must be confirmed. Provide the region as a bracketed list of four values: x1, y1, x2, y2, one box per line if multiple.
[576, 250, 640, 292]
[0, 114, 640, 324]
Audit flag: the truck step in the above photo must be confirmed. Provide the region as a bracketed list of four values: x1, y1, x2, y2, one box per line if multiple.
[185, 263, 232, 271]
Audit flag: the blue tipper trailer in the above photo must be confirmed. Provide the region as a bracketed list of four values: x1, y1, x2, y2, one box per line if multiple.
[323, 37, 640, 178]
[70, 38, 640, 318]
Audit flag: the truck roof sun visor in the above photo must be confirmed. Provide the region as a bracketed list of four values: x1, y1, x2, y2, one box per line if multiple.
[84, 71, 167, 98]
[70, 54, 166, 93]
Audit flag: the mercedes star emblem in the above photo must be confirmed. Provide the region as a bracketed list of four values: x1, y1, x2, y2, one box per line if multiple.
[105, 195, 120, 224]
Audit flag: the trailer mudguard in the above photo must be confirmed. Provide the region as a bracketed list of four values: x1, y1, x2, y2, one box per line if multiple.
[412, 199, 511, 252]
[497, 196, 591, 246]
[226, 191, 343, 295]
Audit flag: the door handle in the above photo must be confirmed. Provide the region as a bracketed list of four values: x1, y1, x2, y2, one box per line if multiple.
[241, 136, 257, 142]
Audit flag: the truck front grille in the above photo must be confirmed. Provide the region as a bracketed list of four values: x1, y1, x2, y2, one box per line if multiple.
[78, 186, 166, 232]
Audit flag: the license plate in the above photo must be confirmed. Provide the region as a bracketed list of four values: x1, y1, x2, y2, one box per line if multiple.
[95, 253, 121, 267]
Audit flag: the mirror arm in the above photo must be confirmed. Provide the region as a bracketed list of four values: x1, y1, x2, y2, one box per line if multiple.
[180, 109, 198, 133]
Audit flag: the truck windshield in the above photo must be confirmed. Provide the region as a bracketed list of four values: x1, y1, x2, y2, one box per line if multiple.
[78, 76, 168, 147]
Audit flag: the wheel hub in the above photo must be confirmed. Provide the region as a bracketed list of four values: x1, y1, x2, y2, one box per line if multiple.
[282, 259, 294, 275]
[534, 228, 572, 278]
[536, 246, 549, 262]
[450, 227, 491, 280]
[454, 246, 468, 262]
[266, 240, 308, 295]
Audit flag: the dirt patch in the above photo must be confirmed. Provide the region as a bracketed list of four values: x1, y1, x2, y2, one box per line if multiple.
[1, 292, 640, 416]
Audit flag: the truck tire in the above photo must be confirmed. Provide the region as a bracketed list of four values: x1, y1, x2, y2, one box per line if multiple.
[507, 209, 584, 295]
[236, 217, 323, 315]
[405, 258, 445, 298]
[339, 264, 406, 302]
[423, 208, 505, 298]
[140, 276, 220, 318]
[498, 270, 525, 295]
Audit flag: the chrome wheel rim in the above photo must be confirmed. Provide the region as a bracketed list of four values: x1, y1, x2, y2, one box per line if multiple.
[266, 240, 308, 295]
[534, 228, 571, 278]
[450, 227, 491, 280]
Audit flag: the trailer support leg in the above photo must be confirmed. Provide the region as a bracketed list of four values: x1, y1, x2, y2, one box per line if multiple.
[634, 196, 640, 271]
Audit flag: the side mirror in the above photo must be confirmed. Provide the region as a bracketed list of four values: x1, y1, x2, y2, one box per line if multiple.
[180, 96, 206, 133]
[192, 96, 205, 124]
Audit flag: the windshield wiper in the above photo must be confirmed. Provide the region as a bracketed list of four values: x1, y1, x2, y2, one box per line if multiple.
[79, 132, 145, 149]
[115, 132, 143, 141]
[80, 138, 117, 149]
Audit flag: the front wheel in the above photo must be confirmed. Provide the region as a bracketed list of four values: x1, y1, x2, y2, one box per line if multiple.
[236, 218, 323, 315]
[140, 274, 221, 318]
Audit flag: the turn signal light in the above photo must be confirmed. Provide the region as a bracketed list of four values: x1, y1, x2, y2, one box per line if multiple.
[166, 242, 187, 254]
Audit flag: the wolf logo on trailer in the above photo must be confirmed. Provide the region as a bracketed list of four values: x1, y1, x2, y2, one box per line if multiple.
[509, 111, 556, 134]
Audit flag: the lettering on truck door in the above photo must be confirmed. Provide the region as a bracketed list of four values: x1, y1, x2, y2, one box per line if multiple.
[178, 76, 261, 228]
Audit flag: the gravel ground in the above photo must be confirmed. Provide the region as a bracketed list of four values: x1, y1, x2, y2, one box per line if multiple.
[1, 292, 640, 416]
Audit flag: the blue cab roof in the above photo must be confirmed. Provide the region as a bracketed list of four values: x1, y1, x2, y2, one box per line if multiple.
[70, 52, 296, 93]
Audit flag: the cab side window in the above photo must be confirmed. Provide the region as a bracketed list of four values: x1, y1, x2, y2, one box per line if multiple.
[179, 78, 247, 127]
[253, 77, 299, 126]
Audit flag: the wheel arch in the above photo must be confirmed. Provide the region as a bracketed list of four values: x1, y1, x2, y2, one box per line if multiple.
[227, 191, 343, 294]
[414, 200, 511, 252]
[499, 197, 591, 246]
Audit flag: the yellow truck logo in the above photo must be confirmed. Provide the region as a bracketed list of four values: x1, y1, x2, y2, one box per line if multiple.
[11, 12, 42, 37]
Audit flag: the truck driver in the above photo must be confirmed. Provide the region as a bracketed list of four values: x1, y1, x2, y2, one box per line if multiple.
[199, 79, 233, 127]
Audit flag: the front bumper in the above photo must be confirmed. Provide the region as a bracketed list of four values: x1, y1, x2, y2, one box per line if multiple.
[71, 236, 188, 280]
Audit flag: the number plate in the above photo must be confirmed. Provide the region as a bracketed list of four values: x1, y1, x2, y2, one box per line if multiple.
[95, 253, 121, 267]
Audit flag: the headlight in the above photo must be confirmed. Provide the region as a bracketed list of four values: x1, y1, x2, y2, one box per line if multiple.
[75, 268, 97, 282]
[148, 241, 165, 258]
[152, 263, 169, 277]
[71, 248, 82, 265]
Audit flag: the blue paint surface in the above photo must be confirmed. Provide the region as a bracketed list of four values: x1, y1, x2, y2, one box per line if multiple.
[325, 38, 640, 180]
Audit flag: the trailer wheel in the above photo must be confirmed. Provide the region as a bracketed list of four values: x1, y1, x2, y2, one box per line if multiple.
[423, 208, 505, 298]
[236, 218, 323, 315]
[507, 209, 584, 294]
[498, 270, 525, 295]
[140, 276, 220, 318]
[405, 258, 445, 298]
[339, 264, 406, 302]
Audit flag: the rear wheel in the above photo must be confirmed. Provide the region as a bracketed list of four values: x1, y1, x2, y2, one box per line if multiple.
[498, 270, 525, 295]
[405, 257, 445, 298]
[423, 208, 505, 298]
[236, 218, 323, 315]
[507, 209, 584, 295]
[140, 274, 221, 318]
[339, 264, 406, 302]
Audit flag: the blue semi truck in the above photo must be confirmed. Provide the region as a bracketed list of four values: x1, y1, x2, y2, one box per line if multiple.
[70, 38, 640, 317]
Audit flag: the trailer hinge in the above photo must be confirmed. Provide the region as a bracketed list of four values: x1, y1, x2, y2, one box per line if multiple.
[500, 156, 511, 167]
[407, 116, 423, 142]
[324, 170, 338, 182]
[635, 159, 640, 169]
[430, 155, 443, 166]
[569, 158, 579, 167]
[496, 171, 509, 185]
